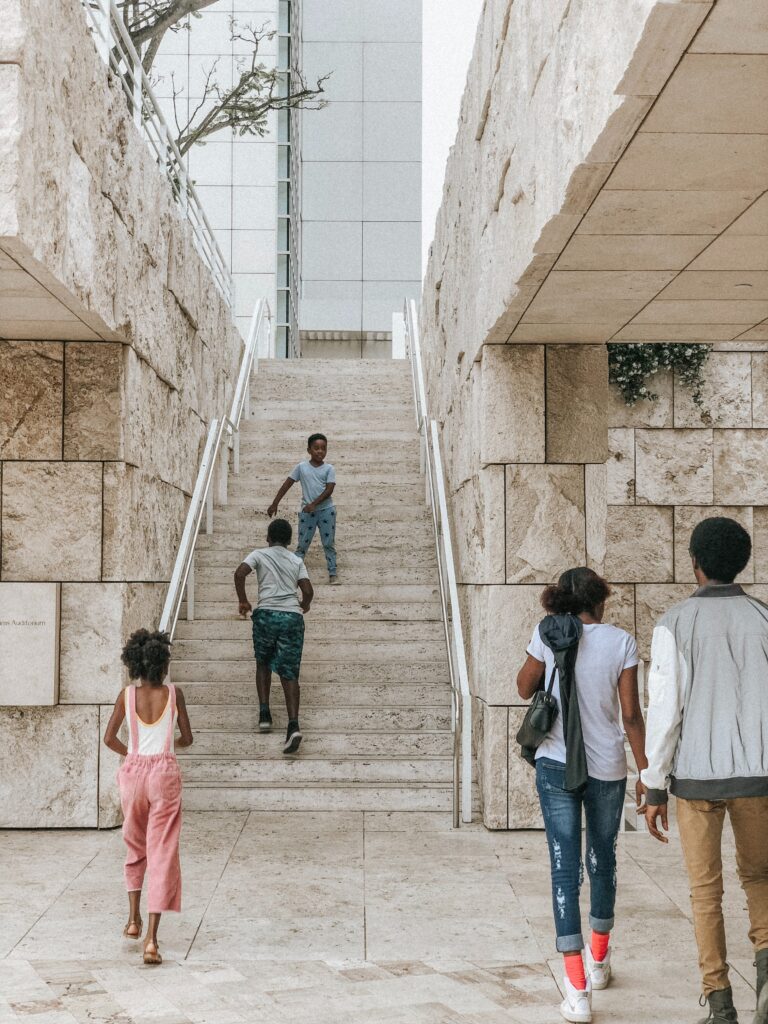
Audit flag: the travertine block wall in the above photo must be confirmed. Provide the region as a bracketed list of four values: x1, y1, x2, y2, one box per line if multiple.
[0, 0, 241, 827]
[607, 347, 768, 666]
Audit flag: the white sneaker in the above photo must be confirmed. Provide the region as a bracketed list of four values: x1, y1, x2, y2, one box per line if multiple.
[560, 976, 592, 1023]
[585, 943, 612, 990]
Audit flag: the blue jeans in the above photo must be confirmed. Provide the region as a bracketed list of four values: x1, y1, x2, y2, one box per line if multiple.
[535, 757, 626, 953]
[296, 505, 337, 575]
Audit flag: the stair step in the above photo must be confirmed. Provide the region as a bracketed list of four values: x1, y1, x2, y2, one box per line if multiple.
[185, 705, 451, 731]
[195, 530, 433, 551]
[179, 756, 453, 784]
[192, 567, 438, 586]
[180, 601, 441, 622]
[172, 661, 449, 684]
[205, 506, 431, 524]
[182, 784, 453, 812]
[175, 620, 445, 641]
[186, 730, 453, 756]
[173, 638, 448, 662]
[181, 681, 449, 705]
[194, 550, 437, 569]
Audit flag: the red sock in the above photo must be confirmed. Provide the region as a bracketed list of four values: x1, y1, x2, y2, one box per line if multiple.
[591, 930, 610, 963]
[564, 953, 587, 990]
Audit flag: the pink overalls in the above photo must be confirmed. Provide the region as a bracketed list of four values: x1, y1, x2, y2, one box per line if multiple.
[117, 684, 183, 913]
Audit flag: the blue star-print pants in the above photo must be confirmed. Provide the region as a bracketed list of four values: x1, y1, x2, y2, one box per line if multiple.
[296, 505, 337, 576]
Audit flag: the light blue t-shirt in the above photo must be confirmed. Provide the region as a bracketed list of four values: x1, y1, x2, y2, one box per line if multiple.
[289, 460, 336, 510]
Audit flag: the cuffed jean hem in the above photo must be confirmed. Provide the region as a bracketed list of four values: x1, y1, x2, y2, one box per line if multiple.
[589, 915, 614, 933]
[556, 933, 585, 953]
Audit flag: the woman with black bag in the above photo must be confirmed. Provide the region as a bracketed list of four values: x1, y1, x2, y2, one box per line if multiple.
[516, 567, 647, 1024]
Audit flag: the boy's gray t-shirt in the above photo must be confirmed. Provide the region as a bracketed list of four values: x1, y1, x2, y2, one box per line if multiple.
[243, 546, 309, 614]
[289, 460, 336, 510]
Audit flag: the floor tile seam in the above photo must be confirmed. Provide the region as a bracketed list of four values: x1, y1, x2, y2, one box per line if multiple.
[184, 810, 251, 961]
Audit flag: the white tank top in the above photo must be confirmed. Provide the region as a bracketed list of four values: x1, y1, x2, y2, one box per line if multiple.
[125, 684, 178, 756]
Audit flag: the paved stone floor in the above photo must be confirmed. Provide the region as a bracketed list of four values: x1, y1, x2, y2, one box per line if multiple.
[0, 811, 759, 1023]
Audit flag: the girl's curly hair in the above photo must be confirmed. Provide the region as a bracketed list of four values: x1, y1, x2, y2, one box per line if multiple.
[541, 567, 610, 617]
[121, 629, 172, 684]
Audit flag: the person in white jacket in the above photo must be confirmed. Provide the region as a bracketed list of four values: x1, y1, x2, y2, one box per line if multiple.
[642, 517, 768, 1024]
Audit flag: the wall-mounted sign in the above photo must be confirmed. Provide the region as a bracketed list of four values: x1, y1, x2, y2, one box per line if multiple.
[0, 583, 60, 706]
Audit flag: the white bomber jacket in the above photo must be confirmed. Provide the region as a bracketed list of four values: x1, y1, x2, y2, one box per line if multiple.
[641, 583, 768, 804]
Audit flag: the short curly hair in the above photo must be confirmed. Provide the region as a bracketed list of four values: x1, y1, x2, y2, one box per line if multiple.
[267, 518, 292, 545]
[541, 567, 611, 616]
[121, 629, 172, 684]
[689, 517, 751, 583]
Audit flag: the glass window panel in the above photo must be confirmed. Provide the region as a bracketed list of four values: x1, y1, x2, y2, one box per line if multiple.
[277, 326, 288, 358]
[278, 145, 289, 178]
[277, 290, 289, 323]
[278, 181, 290, 214]
[278, 108, 290, 143]
[279, 0, 290, 33]
[278, 217, 289, 251]
[277, 71, 289, 99]
[278, 36, 290, 68]
[278, 254, 289, 288]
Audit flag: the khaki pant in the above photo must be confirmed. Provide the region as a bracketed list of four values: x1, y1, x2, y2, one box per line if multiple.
[677, 796, 768, 994]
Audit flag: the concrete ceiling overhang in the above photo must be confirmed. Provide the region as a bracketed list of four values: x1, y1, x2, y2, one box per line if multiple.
[497, 0, 768, 346]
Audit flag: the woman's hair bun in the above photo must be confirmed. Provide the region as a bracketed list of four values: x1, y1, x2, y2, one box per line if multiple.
[540, 567, 610, 616]
[121, 628, 172, 683]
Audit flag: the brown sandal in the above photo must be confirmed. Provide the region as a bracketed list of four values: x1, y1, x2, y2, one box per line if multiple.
[123, 917, 143, 940]
[143, 941, 162, 965]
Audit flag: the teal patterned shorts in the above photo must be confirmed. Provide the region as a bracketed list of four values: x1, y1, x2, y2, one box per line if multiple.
[251, 608, 305, 681]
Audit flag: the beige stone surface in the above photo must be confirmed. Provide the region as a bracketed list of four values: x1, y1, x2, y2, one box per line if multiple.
[1, 461, 102, 580]
[607, 373, 673, 428]
[752, 508, 768, 583]
[0, 704, 99, 827]
[98, 703, 122, 828]
[673, 352, 752, 428]
[585, 464, 607, 573]
[0, 341, 62, 459]
[545, 345, 609, 464]
[102, 464, 187, 581]
[463, 584, 542, 704]
[714, 429, 768, 504]
[607, 428, 636, 505]
[691, 0, 768, 54]
[750, 354, 768, 427]
[605, 507, 674, 583]
[674, 506, 754, 584]
[0, 582, 59, 705]
[505, 465, 585, 584]
[452, 466, 505, 585]
[635, 429, 713, 506]
[479, 344, 544, 464]
[59, 582, 166, 704]
[63, 341, 123, 460]
[556, 233, 712, 272]
[479, 701, 508, 830]
[635, 583, 696, 660]
[604, 583, 636, 636]
[507, 708, 543, 830]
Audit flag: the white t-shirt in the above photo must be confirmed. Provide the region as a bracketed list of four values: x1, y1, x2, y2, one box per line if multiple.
[527, 622, 639, 781]
[243, 545, 309, 614]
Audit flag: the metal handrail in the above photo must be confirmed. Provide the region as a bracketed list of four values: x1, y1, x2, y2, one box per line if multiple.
[159, 299, 272, 639]
[80, 0, 234, 306]
[401, 299, 472, 826]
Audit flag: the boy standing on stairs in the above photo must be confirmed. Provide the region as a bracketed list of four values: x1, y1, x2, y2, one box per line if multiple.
[268, 432, 338, 584]
[234, 518, 314, 755]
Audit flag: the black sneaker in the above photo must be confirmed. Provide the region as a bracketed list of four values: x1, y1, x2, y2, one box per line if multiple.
[283, 721, 302, 754]
[258, 705, 272, 733]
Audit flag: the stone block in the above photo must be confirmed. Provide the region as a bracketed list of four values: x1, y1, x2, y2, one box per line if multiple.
[63, 341, 124, 460]
[607, 374, 673, 429]
[0, 582, 60, 705]
[605, 507, 674, 583]
[752, 508, 768, 584]
[635, 584, 696, 661]
[674, 506, 754, 583]
[545, 346, 609, 464]
[452, 467, 506, 585]
[464, 584, 543, 704]
[750, 354, 768, 428]
[479, 700, 508, 830]
[635, 429, 713, 506]
[506, 465, 585, 584]
[0, 705, 99, 826]
[508, 708, 543, 829]
[0, 341, 63, 459]
[1, 462, 102, 580]
[604, 583, 636, 637]
[102, 464, 187, 581]
[59, 582, 166, 704]
[585, 464, 607, 573]
[99, 703, 123, 828]
[714, 430, 768, 504]
[480, 344, 545, 464]
[674, 353, 752, 428]
[617, 2, 713, 97]
[607, 428, 635, 505]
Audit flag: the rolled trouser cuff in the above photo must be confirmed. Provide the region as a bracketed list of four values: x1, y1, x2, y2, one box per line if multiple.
[589, 915, 614, 933]
[556, 932, 585, 953]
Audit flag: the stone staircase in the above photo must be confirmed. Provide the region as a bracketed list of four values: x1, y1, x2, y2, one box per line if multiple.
[172, 359, 456, 811]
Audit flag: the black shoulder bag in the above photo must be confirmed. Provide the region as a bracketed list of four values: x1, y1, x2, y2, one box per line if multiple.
[515, 665, 558, 766]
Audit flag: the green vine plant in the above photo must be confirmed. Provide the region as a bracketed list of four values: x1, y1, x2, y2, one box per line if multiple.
[607, 343, 713, 408]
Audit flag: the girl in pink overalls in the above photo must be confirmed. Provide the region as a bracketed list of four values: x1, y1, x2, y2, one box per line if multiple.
[103, 629, 193, 965]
